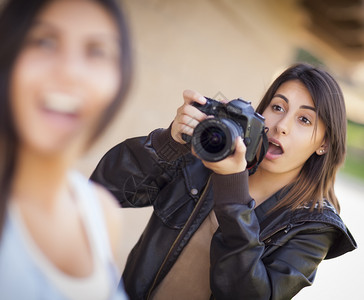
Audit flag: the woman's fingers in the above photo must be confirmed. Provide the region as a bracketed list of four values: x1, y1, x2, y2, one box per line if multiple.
[183, 89, 206, 106]
[171, 90, 207, 143]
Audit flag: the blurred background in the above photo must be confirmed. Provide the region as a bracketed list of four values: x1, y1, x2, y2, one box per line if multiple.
[76, 0, 364, 298]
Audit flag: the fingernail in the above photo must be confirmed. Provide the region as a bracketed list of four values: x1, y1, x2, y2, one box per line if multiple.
[198, 96, 206, 103]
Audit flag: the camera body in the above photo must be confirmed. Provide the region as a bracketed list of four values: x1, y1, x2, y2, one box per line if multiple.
[183, 97, 266, 164]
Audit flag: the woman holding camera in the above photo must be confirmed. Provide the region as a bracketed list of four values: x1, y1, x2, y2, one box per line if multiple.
[91, 63, 356, 300]
[0, 0, 131, 299]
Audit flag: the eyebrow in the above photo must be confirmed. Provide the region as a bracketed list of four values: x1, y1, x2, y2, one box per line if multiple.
[30, 21, 120, 43]
[30, 20, 63, 32]
[273, 93, 316, 112]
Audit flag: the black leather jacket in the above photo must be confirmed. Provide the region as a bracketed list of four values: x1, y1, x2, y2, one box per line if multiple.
[90, 128, 357, 300]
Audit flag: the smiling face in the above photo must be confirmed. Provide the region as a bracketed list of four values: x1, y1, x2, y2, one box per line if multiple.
[10, 0, 121, 157]
[260, 80, 327, 179]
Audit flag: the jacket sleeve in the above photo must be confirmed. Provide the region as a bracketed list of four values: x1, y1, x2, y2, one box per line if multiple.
[209, 172, 337, 300]
[90, 126, 190, 207]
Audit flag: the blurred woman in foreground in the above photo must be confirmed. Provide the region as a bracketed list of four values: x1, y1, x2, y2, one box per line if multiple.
[0, 0, 132, 299]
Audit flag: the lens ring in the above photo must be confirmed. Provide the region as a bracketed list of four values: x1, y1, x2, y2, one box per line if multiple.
[192, 118, 242, 162]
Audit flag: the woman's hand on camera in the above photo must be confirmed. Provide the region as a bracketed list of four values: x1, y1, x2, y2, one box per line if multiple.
[171, 89, 207, 144]
[198, 137, 247, 175]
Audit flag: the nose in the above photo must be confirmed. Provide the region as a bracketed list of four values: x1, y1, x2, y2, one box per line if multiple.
[55, 48, 86, 85]
[275, 115, 290, 136]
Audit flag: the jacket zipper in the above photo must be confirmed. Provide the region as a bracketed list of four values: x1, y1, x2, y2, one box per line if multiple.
[146, 175, 212, 299]
[261, 224, 291, 243]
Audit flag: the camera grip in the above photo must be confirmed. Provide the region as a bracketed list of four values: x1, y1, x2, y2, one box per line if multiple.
[191, 97, 216, 114]
[181, 98, 211, 144]
[181, 97, 219, 144]
[181, 133, 192, 143]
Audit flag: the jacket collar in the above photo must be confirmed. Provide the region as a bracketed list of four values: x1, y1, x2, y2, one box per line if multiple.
[255, 188, 357, 259]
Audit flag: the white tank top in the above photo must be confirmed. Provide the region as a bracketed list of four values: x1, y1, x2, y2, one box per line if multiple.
[0, 171, 128, 300]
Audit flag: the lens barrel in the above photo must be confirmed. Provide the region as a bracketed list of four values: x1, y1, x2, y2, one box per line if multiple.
[191, 118, 243, 162]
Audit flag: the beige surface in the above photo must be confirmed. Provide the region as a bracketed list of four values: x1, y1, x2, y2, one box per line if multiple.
[75, 1, 363, 299]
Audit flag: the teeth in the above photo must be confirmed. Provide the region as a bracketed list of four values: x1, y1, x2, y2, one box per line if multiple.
[43, 92, 81, 114]
[271, 141, 280, 147]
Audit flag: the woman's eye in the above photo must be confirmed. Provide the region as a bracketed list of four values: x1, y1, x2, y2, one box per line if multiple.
[299, 116, 312, 125]
[272, 104, 284, 112]
[88, 46, 107, 58]
[86, 42, 119, 63]
[87, 44, 117, 61]
[27, 36, 57, 50]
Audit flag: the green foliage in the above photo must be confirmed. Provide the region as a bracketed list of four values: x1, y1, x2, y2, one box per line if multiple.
[347, 120, 364, 150]
[341, 121, 364, 181]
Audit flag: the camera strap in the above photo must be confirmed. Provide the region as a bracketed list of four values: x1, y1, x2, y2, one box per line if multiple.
[248, 127, 269, 175]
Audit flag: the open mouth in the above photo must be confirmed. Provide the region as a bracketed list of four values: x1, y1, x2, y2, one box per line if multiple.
[265, 138, 284, 160]
[268, 140, 284, 155]
[43, 92, 81, 115]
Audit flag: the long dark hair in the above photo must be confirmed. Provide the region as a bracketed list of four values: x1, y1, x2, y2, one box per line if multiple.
[0, 0, 132, 233]
[256, 63, 346, 213]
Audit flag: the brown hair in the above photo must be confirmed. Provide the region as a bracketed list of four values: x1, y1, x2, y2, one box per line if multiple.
[256, 63, 346, 213]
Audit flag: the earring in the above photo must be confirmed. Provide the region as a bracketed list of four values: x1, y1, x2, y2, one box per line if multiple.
[319, 149, 324, 154]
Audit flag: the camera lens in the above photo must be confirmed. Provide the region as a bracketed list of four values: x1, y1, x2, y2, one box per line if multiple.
[192, 118, 243, 162]
[200, 126, 226, 154]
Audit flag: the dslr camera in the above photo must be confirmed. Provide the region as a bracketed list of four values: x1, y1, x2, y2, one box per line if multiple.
[183, 97, 266, 164]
